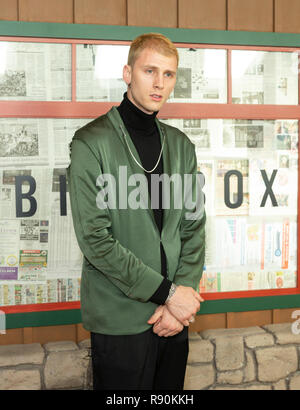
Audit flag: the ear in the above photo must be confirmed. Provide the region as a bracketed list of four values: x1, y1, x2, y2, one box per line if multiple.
[123, 64, 132, 86]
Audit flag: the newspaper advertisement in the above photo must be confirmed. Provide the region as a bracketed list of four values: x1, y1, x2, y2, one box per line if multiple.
[232, 50, 298, 105]
[76, 44, 128, 101]
[0, 118, 87, 307]
[0, 108, 298, 304]
[0, 42, 71, 101]
[200, 216, 297, 293]
[169, 48, 227, 103]
[163, 117, 298, 294]
[0, 118, 50, 168]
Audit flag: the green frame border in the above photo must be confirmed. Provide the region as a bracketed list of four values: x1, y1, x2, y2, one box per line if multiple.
[0, 20, 299, 328]
[5, 294, 300, 329]
[2, 20, 300, 47]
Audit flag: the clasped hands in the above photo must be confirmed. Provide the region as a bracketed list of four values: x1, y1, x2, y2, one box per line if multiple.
[147, 285, 204, 338]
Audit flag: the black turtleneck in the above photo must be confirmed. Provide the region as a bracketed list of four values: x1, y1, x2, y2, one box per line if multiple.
[117, 93, 172, 305]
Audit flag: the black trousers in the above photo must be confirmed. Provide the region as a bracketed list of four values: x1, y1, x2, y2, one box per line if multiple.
[90, 327, 189, 390]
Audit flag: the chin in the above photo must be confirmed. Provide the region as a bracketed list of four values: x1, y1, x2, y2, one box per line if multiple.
[145, 102, 163, 113]
[140, 105, 158, 114]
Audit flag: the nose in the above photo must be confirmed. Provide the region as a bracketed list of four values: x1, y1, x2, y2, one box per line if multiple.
[153, 72, 164, 89]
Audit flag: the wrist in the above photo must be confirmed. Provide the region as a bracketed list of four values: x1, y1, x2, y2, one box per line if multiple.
[165, 283, 177, 304]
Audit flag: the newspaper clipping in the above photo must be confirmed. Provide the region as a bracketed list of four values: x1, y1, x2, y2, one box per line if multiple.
[0, 118, 90, 306]
[0, 41, 298, 305]
[0, 42, 71, 101]
[162, 118, 298, 293]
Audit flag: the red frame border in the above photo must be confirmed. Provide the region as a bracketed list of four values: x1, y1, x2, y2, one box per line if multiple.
[0, 35, 299, 313]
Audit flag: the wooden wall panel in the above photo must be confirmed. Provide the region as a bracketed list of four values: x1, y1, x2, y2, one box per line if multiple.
[275, 0, 300, 33]
[77, 323, 90, 342]
[0, 0, 18, 21]
[3, 1, 300, 33]
[227, 310, 273, 328]
[23, 327, 34, 344]
[31, 324, 77, 345]
[1, 308, 299, 345]
[189, 313, 227, 333]
[19, 0, 73, 23]
[74, 0, 126, 26]
[127, 0, 177, 28]
[178, 0, 226, 30]
[228, 0, 274, 32]
[273, 308, 300, 323]
[0, 328, 23, 345]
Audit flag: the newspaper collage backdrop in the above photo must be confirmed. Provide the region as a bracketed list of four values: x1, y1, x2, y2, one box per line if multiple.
[0, 39, 298, 310]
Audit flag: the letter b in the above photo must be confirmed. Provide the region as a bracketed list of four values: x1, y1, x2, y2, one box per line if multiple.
[15, 176, 37, 217]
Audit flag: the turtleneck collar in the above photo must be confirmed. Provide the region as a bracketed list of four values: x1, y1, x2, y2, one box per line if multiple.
[117, 92, 158, 134]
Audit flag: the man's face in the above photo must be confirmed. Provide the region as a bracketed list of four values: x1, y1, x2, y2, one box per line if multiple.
[123, 48, 177, 114]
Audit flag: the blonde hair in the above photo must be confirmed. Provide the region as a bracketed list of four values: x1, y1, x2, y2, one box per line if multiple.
[128, 33, 179, 67]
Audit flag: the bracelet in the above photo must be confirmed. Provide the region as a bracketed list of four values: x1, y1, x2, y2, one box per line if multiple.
[166, 283, 177, 303]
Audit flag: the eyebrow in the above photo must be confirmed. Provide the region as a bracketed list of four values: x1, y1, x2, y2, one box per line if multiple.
[143, 65, 176, 75]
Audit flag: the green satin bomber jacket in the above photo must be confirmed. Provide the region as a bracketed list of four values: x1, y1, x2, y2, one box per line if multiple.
[67, 107, 206, 335]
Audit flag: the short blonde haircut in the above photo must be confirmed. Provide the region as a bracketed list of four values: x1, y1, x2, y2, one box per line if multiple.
[128, 33, 179, 67]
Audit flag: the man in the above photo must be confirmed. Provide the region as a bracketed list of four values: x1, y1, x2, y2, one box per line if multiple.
[67, 33, 206, 390]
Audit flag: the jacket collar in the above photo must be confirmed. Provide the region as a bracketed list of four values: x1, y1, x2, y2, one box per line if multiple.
[107, 106, 172, 234]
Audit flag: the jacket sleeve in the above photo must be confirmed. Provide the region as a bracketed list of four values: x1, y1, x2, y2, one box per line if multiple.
[173, 143, 206, 291]
[67, 137, 164, 303]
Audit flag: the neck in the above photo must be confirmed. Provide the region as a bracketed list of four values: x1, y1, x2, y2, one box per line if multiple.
[117, 93, 158, 133]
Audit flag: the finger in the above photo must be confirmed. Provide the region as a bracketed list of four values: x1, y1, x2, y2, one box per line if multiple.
[163, 331, 174, 337]
[148, 309, 163, 324]
[191, 301, 200, 316]
[176, 315, 190, 327]
[155, 325, 169, 337]
[153, 321, 164, 334]
[159, 326, 177, 337]
[153, 319, 163, 333]
[164, 327, 183, 337]
[194, 296, 201, 307]
[193, 291, 202, 302]
[194, 295, 205, 306]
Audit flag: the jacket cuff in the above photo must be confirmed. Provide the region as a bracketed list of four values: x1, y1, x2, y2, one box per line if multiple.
[148, 278, 172, 305]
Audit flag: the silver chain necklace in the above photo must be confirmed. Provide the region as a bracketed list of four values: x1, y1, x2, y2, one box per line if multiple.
[120, 124, 165, 173]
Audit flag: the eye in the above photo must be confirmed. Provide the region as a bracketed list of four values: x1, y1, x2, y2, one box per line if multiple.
[146, 69, 153, 74]
[165, 72, 174, 78]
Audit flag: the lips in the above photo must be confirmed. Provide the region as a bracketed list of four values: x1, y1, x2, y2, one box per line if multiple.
[150, 94, 162, 101]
